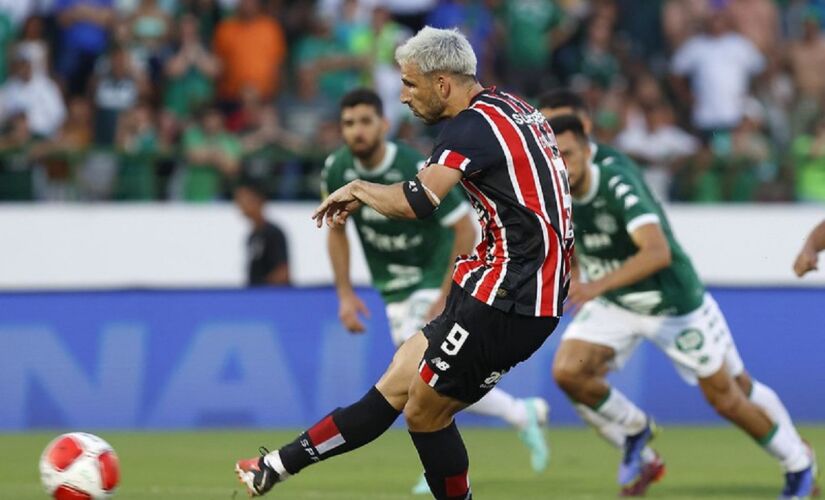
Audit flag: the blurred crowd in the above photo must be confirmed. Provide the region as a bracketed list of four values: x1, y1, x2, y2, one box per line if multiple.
[1, 0, 825, 203]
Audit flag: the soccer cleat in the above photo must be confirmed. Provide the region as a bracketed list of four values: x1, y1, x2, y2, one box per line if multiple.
[779, 441, 820, 500]
[618, 420, 656, 487]
[620, 452, 666, 497]
[235, 447, 283, 497]
[518, 397, 551, 472]
[411, 472, 430, 495]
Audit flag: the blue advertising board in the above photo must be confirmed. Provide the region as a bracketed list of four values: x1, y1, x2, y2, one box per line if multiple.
[0, 287, 822, 431]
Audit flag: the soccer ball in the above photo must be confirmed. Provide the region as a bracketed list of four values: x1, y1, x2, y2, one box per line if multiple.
[39, 432, 120, 499]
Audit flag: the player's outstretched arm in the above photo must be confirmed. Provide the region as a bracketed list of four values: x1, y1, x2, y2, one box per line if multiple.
[794, 219, 825, 277]
[312, 164, 462, 227]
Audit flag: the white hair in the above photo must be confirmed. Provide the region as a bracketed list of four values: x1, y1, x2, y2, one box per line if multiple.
[395, 26, 477, 77]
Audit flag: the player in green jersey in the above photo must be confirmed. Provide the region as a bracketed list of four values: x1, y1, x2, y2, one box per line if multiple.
[322, 88, 551, 494]
[545, 114, 817, 499]
[794, 220, 825, 277]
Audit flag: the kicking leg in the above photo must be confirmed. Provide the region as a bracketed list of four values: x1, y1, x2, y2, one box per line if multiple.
[553, 339, 663, 496]
[235, 332, 428, 496]
[406, 369, 471, 500]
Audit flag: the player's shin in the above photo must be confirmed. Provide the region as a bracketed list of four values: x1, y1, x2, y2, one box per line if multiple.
[272, 386, 401, 475]
[590, 388, 648, 435]
[749, 380, 803, 442]
[409, 420, 472, 500]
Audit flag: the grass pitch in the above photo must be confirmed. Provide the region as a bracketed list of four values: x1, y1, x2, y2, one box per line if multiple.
[1, 426, 822, 499]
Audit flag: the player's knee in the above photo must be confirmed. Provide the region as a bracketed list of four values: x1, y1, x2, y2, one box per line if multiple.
[553, 362, 586, 395]
[403, 398, 449, 432]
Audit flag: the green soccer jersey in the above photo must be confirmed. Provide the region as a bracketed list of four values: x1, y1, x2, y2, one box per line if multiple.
[322, 142, 470, 303]
[574, 148, 705, 316]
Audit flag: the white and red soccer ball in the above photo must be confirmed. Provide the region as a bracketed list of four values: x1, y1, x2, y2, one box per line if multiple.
[39, 432, 120, 499]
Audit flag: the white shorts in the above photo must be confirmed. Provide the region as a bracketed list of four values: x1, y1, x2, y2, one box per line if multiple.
[562, 293, 745, 384]
[385, 288, 441, 347]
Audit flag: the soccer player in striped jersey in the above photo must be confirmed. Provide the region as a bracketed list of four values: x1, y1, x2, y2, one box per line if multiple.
[235, 27, 572, 499]
[323, 88, 552, 494]
[547, 114, 817, 499]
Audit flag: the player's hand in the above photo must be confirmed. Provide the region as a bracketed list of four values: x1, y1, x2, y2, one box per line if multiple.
[793, 244, 819, 277]
[564, 280, 605, 313]
[425, 293, 448, 322]
[313, 182, 363, 228]
[339, 292, 370, 333]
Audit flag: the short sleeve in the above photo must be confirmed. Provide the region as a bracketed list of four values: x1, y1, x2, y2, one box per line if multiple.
[428, 109, 501, 176]
[319, 153, 341, 199]
[603, 171, 661, 234]
[671, 41, 697, 76]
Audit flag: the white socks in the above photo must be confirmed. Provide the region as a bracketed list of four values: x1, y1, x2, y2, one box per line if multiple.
[466, 388, 531, 429]
[750, 380, 810, 472]
[749, 380, 802, 442]
[575, 401, 657, 463]
[593, 389, 648, 436]
[762, 423, 811, 472]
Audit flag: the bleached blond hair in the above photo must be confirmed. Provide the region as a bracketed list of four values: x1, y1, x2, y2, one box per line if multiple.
[395, 26, 477, 77]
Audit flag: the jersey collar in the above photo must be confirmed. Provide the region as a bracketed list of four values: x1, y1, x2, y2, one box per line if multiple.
[589, 140, 598, 163]
[574, 162, 600, 205]
[353, 141, 397, 177]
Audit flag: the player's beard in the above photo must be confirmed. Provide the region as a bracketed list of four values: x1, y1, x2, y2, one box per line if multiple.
[351, 137, 382, 162]
[413, 92, 447, 125]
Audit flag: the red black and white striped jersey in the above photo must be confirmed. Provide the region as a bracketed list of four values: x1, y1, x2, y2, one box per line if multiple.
[427, 88, 574, 317]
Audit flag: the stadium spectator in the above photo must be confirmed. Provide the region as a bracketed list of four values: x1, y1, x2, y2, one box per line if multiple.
[497, 0, 577, 97]
[727, 0, 780, 54]
[212, 0, 287, 107]
[616, 100, 699, 200]
[368, 5, 411, 134]
[115, 101, 158, 200]
[791, 117, 825, 202]
[127, 0, 173, 82]
[91, 45, 144, 146]
[181, 105, 241, 201]
[15, 16, 50, 77]
[787, 10, 825, 135]
[234, 182, 290, 286]
[0, 0, 38, 29]
[670, 9, 765, 137]
[162, 12, 220, 119]
[0, 113, 36, 200]
[662, 0, 711, 51]
[0, 55, 66, 138]
[55, 0, 115, 96]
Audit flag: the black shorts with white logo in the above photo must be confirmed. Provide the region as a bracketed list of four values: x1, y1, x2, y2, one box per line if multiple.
[420, 283, 559, 404]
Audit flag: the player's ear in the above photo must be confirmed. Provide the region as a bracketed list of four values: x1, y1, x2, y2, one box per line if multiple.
[437, 74, 450, 99]
[381, 117, 390, 135]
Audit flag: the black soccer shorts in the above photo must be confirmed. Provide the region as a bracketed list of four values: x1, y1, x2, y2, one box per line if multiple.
[420, 283, 559, 404]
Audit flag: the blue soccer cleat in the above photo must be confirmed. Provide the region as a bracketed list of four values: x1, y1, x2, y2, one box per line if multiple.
[618, 420, 656, 487]
[780, 442, 820, 500]
[518, 397, 551, 472]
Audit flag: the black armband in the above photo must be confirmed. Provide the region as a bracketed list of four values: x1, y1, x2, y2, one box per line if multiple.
[403, 178, 438, 219]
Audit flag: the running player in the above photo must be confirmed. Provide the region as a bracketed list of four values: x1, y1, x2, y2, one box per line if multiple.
[323, 88, 552, 493]
[794, 220, 825, 277]
[547, 114, 817, 499]
[235, 27, 572, 499]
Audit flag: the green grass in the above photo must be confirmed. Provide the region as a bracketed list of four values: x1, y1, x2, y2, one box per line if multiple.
[2, 426, 822, 499]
